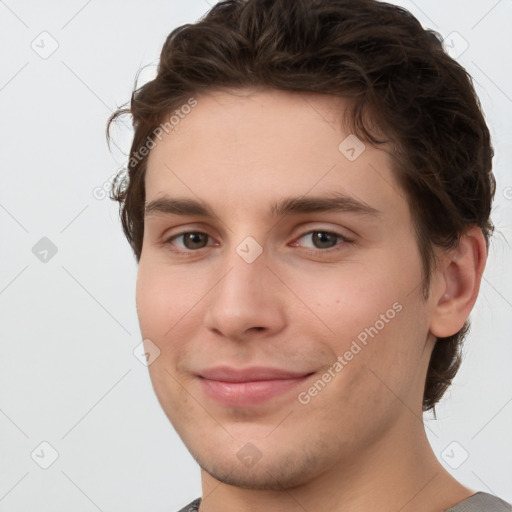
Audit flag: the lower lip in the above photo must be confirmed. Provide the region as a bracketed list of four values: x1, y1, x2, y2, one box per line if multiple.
[198, 375, 313, 406]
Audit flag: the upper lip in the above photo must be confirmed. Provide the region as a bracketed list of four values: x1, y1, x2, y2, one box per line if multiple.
[198, 366, 313, 382]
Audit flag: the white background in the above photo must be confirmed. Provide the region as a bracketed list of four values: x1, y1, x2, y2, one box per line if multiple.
[0, 1, 511, 510]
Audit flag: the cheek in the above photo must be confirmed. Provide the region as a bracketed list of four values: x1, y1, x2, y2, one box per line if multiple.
[135, 263, 200, 419]
[135, 268, 164, 338]
[298, 256, 426, 387]
[289, 260, 402, 340]
[135, 260, 214, 403]
[135, 260, 202, 339]
[299, 300, 427, 446]
[336, 294, 428, 417]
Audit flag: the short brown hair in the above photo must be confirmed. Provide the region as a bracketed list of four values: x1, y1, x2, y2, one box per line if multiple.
[107, 0, 495, 414]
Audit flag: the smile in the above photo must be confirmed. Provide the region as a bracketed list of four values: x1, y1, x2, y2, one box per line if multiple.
[196, 366, 315, 406]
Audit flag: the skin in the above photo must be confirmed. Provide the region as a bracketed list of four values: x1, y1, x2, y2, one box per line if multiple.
[136, 88, 487, 512]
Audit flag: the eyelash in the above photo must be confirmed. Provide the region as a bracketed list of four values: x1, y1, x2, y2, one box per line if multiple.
[163, 229, 353, 256]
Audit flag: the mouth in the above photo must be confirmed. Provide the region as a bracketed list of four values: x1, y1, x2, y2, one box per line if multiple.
[196, 366, 316, 406]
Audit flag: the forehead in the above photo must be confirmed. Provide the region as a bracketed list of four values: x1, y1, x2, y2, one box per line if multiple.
[144, 88, 406, 221]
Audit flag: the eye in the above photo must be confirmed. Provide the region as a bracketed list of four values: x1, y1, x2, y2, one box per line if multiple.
[163, 229, 352, 255]
[292, 230, 352, 253]
[165, 231, 214, 251]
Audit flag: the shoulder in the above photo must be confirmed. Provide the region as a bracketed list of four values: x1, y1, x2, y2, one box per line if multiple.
[175, 497, 201, 512]
[175, 494, 512, 512]
[444, 492, 512, 512]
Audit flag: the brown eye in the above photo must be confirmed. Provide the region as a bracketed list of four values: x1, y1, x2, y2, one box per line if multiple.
[310, 231, 339, 249]
[296, 230, 349, 251]
[166, 232, 211, 251]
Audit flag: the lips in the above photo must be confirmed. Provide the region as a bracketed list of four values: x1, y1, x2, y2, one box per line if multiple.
[199, 366, 312, 382]
[197, 366, 315, 406]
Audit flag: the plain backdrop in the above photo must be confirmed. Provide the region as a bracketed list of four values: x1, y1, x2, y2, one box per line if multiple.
[0, 1, 511, 511]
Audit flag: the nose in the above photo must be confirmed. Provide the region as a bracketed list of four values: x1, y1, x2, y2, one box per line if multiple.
[203, 242, 287, 342]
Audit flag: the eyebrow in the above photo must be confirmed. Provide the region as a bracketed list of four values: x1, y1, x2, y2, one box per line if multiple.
[144, 193, 381, 220]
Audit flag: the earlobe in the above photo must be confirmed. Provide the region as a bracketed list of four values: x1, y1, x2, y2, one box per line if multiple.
[429, 227, 488, 338]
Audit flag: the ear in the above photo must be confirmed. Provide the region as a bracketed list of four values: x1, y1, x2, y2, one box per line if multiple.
[429, 226, 488, 338]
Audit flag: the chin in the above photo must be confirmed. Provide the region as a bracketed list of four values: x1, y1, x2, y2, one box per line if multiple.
[190, 440, 328, 491]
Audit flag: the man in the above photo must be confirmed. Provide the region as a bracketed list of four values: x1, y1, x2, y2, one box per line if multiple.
[107, 0, 511, 510]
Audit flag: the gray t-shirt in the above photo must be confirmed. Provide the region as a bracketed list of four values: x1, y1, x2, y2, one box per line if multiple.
[177, 492, 512, 512]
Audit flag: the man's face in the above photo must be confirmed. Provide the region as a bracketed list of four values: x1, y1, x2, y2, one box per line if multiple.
[137, 88, 436, 489]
